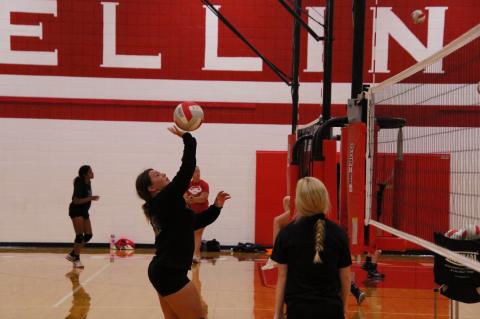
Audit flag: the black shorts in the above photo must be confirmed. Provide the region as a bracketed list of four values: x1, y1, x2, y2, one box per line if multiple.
[287, 299, 344, 319]
[148, 257, 190, 296]
[69, 211, 90, 219]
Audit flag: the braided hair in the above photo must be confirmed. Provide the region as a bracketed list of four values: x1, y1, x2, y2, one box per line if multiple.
[313, 214, 326, 263]
[295, 177, 330, 264]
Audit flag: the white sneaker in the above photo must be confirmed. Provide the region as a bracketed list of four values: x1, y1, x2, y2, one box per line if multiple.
[73, 259, 84, 268]
[261, 258, 277, 270]
[65, 254, 76, 262]
[192, 255, 201, 264]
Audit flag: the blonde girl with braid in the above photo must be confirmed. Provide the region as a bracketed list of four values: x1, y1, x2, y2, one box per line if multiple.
[271, 177, 352, 319]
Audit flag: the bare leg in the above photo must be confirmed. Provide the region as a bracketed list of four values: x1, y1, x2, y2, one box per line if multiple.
[372, 249, 381, 264]
[262, 211, 291, 271]
[71, 217, 85, 255]
[192, 264, 201, 292]
[272, 211, 290, 244]
[162, 282, 206, 319]
[158, 294, 180, 319]
[192, 264, 208, 316]
[194, 228, 204, 261]
[83, 218, 92, 237]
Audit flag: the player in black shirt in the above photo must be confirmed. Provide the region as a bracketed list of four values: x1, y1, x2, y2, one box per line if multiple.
[135, 126, 230, 319]
[66, 165, 100, 268]
[272, 177, 351, 319]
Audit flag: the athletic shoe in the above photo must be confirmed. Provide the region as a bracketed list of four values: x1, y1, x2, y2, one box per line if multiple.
[73, 259, 84, 268]
[261, 258, 277, 270]
[65, 253, 76, 263]
[361, 261, 373, 271]
[367, 264, 385, 279]
[356, 291, 366, 305]
[192, 255, 201, 264]
[368, 269, 385, 279]
[351, 282, 366, 305]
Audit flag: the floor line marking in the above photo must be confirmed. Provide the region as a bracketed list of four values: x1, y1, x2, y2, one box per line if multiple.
[52, 263, 110, 308]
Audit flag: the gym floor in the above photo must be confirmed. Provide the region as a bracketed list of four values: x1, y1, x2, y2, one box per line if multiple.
[0, 249, 478, 319]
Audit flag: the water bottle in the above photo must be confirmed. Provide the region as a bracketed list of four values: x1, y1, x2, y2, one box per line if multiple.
[109, 249, 115, 263]
[110, 234, 116, 250]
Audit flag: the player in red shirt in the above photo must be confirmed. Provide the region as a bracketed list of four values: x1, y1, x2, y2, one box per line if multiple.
[185, 166, 210, 263]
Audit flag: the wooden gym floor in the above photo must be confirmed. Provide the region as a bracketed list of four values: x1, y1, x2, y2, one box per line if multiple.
[0, 249, 478, 319]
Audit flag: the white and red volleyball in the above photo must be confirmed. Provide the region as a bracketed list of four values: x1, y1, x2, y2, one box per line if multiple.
[445, 225, 480, 240]
[411, 10, 426, 24]
[444, 229, 467, 240]
[465, 224, 480, 240]
[173, 101, 204, 131]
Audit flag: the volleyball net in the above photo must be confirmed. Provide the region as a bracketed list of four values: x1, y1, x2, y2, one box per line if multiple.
[366, 24, 480, 272]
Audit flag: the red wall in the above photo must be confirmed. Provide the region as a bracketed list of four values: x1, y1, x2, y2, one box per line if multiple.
[255, 151, 288, 246]
[1, 0, 478, 124]
[375, 153, 450, 243]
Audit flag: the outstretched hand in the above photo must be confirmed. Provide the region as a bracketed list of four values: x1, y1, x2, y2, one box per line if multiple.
[214, 191, 231, 208]
[167, 126, 186, 137]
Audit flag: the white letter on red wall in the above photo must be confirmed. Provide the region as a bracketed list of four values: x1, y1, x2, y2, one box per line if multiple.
[101, 2, 161, 69]
[304, 7, 325, 73]
[202, 5, 262, 71]
[370, 6, 447, 74]
[0, 0, 57, 65]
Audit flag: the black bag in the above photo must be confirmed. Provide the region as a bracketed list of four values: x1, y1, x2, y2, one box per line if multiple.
[205, 239, 221, 252]
[433, 232, 480, 303]
[232, 242, 266, 253]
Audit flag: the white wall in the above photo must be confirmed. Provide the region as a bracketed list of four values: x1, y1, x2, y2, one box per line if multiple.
[0, 118, 289, 245]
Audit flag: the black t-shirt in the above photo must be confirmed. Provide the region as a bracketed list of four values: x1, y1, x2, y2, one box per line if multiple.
[69, 178, 92, 214]
[148, 133, 221, 270]
[271, 214, 352, 304]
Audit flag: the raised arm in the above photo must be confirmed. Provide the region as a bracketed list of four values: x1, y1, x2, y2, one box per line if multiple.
[166, 127, 197, 194]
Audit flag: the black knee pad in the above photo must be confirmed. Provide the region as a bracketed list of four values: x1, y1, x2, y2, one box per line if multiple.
[74, 234, 84, 243]
[83, 233, 93, 243]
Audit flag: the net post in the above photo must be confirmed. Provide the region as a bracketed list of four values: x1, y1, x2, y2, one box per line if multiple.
[344, 121, 367, 255]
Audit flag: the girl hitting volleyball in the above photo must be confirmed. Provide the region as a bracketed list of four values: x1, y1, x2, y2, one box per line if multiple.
[135, 126, 230, 319]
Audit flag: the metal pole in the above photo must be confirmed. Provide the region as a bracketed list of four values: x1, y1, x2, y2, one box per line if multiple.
[278, 0, 324, 41]
[290, 0, 302, 134]
[351, 0, 366, 100]
[322, 0, 334, 127]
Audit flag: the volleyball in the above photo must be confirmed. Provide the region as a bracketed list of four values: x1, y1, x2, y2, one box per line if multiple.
[173, 101, 204, 131]
[444, 228, 466, 240]
[411, 10, 426, 24]
[464, 224, 480, 240]
[445, 225, 480, 240]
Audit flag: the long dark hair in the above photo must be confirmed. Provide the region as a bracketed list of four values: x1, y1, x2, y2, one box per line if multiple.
[74, 165, 91, 183]
[136, 168, 153, 221]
